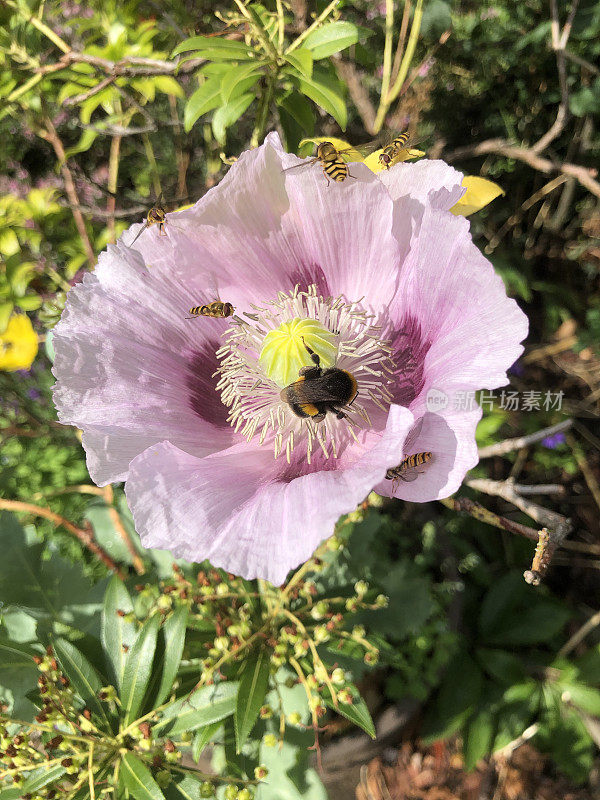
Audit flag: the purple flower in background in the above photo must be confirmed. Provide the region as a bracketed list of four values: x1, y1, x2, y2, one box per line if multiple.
[52, 133, 528, 584]
[541, 432, 566, 449]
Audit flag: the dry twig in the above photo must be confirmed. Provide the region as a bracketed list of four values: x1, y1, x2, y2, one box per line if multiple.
[478, 419, 573, 458]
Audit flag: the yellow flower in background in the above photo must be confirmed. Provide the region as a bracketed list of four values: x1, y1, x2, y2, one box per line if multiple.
[0, 313, 38, 371]
[450, 175, 505, 217]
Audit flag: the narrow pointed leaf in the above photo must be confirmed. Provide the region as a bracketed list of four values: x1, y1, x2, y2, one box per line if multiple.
[172, 36, 255, 60]
[192, 721, 222, 761]
[121, 752, 165, 800]
[154, 606, 188, 707]
[121, 614, 160, 725]
[184, 76, 223, 132]
[321, 685, 376, 738]
[234, 647, 271, 752]
[155, 681, 239, 737]
[212, 94, 255, 143]
[302, 21, 361, 59]
[54, 638, 111, 731]
[101, 575, 136, 690]
[295, 73, 347, 130]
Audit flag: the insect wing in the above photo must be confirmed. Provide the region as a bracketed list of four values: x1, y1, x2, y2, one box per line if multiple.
[403, 417, 424, 453]
[398, 464, 420, 482]
[282, 157, 319, 174]
[128, 222, 149, 246]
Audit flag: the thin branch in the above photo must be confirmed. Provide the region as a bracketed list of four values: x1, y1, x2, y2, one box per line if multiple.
[466, 477, 572, 539]
[478, 419, 573, 458]
[530, 0, 576, 154]
[39, 116, 95, 268]
[440, 496, 539, 542]
[567, 432, 600, 513]
[61, 75, 115, 107]
[333, 58, 376, 134]
[512, 483, 565, 496]
[390, 0, 411, 86]
[444, 139, 600, 198]
[0, 498, 125, 578]
[36, 52, 204, 77]
[102, 486, 145, 576]
[558, 608, 600, 658]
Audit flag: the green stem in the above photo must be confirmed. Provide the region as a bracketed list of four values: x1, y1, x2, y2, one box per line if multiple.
[3, 0, 71, 53]
[373, 0, 424, 134]
[250, 71, 277, 148]
[142, 134, 162, 199]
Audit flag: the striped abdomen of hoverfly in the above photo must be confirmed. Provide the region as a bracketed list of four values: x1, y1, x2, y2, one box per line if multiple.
[316, 142, 348, 183]
[379, 133, 411, 169]
[385, 451, 432, 485]
[188, 301, 235, 319]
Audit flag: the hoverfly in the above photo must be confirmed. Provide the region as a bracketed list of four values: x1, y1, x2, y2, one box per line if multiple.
[283, 139, 379, 185]
[280, 340, 358, 423]
[187, 301, 235, 319]
[129, 193, 168, 246]
[378, 132, 411, 169]
[385, 417, 432, 490]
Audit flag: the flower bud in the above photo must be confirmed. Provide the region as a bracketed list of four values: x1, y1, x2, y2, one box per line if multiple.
[364, 650, 379, 665]
[287, 712, 302, 725]
[331, 668, 345, 685]
[237, 789, 253, 800]
[354, 580, 368, 597]
[224, 785, 238, 800]
[262, 733, 277, 747]
[259, 705, 273, 719]
[254, 765, 268, 780]
[199, 781, 215, 797]
[338, 689, 354, 705]
[375, 594, 388, 608]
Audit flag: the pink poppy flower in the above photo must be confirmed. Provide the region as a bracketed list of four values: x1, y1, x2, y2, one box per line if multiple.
[52, 133, 527, 584]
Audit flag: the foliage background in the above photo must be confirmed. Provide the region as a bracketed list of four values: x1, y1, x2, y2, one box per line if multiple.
[0, 0, 599, 798]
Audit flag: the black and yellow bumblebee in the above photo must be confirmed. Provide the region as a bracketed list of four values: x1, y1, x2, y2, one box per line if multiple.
[130, 193, 168, 246]
[280, 341, 358, 423]
[378, 132, 411, 169]
[187, 301, 235, 319]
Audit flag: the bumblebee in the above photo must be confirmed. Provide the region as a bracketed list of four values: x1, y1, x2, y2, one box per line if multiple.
[378, 133, 411, 169]
[130, 194, 167, 245]
[280, 342, 358, 423]
[188, 301, 235, 319]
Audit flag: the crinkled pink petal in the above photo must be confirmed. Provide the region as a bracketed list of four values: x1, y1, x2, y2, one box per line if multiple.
[375, 406, 481, 502]
[52, 242, 233, 484]
[125, 405, 414, 584]
[390, 205, 528, 398]
[126, 133, 404, 316]
[379, 158, 466, 265]
[378, 158, 465, 209]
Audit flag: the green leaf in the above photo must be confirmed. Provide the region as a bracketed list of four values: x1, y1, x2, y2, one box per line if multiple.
[21, 764, 66, 793]
[479, 571, 570, 646]
[54, 638, 111, 731]
[295, 72, 347, 130]
[422, 649, 484, 742]
[234, 647, 271, 752]
[285, 48, 313, 78]
[212, 93, 255, 143]
[0, 512, 103, 638]
[192, 721, 222, 761]
[121, 752, 165, 800]
[121, 614, 160, 725]
[172, 36, 256, 60]
[220, 63, 263, 104]
[463, 708, 494, 770]
[476, 648, 526, 685]
[101, 576, 136, 690]
[184, 76, 223, 131]
[156, 681, 239, 738]
[302, 21, 361, 59]
[277, 91, 315, 151]
[321, 685, 376, 739]
[154, 606, 189, 707]
[164, 773, 206, 800]
[152, 76, 184, 97]
[561, 683, 600, 716]
[0, 638, 39, 719]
